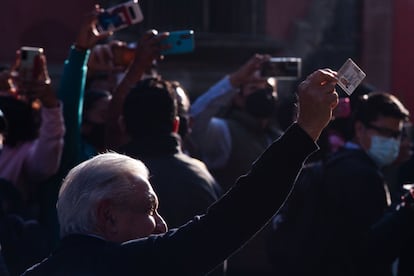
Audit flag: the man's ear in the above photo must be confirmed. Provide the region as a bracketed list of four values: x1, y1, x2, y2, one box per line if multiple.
[96, 199, 117, 238]
[172, 116, 180, 133]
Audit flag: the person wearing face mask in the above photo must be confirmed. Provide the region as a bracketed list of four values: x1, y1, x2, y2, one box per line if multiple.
[189, 54, 283, 275]
[268, 91, 412, 276]
[190, 54, 282, 193]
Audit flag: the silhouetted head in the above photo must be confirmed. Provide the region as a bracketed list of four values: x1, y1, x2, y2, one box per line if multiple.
[0, 96, 40, 147]
[123, 78, 178, 139]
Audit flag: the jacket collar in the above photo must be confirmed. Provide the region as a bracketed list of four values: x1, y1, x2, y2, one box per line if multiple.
[120, 132, 182, 158]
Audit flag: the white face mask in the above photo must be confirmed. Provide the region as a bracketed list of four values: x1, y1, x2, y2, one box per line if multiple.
[367, 135, 400, 167]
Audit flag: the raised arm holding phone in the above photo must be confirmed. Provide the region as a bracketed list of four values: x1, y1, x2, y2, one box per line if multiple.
[104, 29, 169, 149]
[57, 5, 112, 172]
[0, 47, 64, 200]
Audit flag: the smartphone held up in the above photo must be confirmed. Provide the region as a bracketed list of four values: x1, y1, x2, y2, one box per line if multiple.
[110, 29, 195, 68]
[260, 57, 302, 80]
[97, 0, 144, 33]
[19, 46, 44, 82]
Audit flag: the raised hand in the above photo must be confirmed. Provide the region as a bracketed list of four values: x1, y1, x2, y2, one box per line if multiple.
[25, 53, 58, 108]
[127, 29, 169, 77]
[229, 53, 271, 88]
[75, 5, 112, 50]
[296, 69, 339, 141]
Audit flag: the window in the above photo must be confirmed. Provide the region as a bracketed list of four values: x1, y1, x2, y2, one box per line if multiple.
[101, 0, 266, 35]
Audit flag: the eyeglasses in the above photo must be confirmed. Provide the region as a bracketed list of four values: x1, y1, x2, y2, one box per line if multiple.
[364, 122, 402, 139]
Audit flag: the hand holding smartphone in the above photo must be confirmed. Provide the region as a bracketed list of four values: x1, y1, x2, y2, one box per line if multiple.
[97, 0, 144, 33]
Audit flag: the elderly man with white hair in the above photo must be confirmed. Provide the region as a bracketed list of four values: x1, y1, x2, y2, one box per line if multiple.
[23, 68, 339, 275]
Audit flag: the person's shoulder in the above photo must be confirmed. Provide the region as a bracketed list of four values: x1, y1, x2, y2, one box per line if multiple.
[177, 152, 206, 167]
[21, 255, 51, 276]
[327, 148, 373, 167]
[174, 153, 216, 180]
[325, 148, 380, 182]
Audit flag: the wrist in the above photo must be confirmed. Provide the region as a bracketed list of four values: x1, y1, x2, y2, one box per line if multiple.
[73, 43, 89, 52]
[229, 73, 242, 89]
[41, 99, 59, 108]
[125, 63, 146, 81]
[296, 120, 322, 142]
[120, 75, 139, 89]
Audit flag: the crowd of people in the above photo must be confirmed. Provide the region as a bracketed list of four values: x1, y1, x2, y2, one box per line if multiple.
[0, 5, 414, 276]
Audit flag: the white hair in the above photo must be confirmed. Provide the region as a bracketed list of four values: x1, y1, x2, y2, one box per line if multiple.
[57, 152, 149, 237]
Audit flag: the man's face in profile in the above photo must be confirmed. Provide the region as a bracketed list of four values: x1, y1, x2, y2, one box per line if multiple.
[99, 176, 168, 243]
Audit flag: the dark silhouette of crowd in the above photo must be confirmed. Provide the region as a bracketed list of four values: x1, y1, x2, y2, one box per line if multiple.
[0, 4, 413, 276]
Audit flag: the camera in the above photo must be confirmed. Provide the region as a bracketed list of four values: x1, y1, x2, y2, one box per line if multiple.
[97, 0, 144, 33]
[260, 57, 302, 80]
[19, 46, 44, 82]
[160, 30, 195, 55]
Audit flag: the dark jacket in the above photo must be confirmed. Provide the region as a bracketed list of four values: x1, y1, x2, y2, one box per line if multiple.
[22, 123, 317, 275]
[322, 147, 392, 276]
[119, 133, 222, 228]
[268, 146, 414, 276]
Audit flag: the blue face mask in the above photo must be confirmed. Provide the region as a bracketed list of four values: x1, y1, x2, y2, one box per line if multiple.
[367, 135, 400, 167]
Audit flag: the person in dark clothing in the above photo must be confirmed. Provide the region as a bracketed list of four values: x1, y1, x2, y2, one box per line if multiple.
[190, 54, 282, 193]
[119, 77, 222, 228]
[268, 91, 414, 276]
[22, 68, 339, 275]
[119, 78, 224, 275]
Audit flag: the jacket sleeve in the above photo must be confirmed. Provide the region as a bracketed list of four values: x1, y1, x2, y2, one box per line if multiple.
[57, 46, 90, 174]
[24, 105, 65, 181]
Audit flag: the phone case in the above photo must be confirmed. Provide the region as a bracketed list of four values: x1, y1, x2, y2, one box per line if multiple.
[97, 0, 144, 32]
[161, 30, 195, 55]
